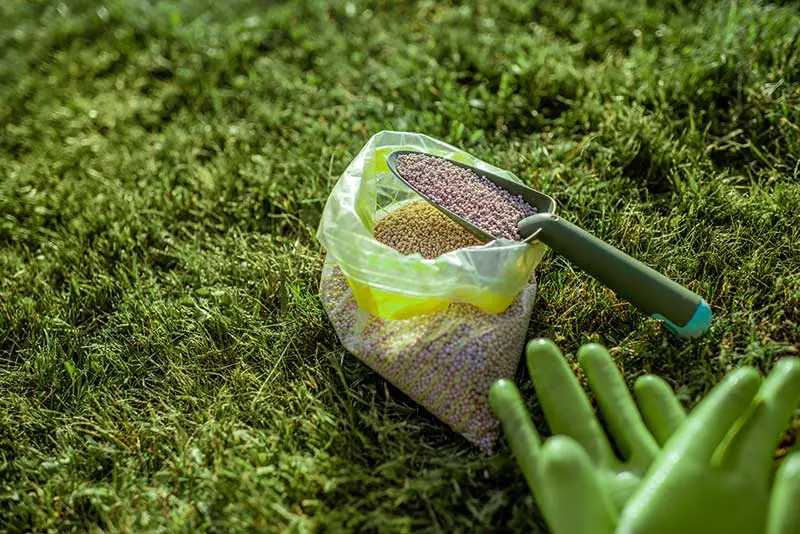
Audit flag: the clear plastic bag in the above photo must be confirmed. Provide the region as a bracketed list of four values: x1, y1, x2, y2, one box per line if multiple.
[317, 131, 544, 452]
[316, 131, 547, 320]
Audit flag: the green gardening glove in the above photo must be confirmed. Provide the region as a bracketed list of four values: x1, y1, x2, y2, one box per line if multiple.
[489, 339, 687, 532]
[617, 357, 800, 534]
[491, 339, 800, 534]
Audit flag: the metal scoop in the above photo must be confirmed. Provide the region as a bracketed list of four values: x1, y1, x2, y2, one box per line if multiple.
[386, 150, 711, 338]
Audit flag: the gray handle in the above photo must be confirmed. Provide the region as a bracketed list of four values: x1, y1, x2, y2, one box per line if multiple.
[519, 213, 710, 337]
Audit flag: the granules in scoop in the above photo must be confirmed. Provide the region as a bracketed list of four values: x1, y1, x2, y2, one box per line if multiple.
[395, 153, 537, 241]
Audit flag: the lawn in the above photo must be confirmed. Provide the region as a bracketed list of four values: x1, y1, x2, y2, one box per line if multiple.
[1, 0, 799, 532]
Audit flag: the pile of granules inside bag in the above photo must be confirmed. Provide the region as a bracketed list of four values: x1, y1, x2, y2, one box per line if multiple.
[373, 201, 482, 258]
[320, 200, 536, 453]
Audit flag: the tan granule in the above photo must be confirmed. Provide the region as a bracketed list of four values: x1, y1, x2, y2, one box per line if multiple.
[373, 201, 484, 258]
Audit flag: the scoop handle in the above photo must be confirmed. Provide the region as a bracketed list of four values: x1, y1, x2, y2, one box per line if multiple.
[519, 213, 710, 338]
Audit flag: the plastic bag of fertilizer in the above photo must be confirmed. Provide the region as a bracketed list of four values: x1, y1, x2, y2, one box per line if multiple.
[316, 131, 546, 320]
[317, 132, 545, 452]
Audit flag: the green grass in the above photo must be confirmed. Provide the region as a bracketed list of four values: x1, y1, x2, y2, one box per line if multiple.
[1, 0, 799, 531]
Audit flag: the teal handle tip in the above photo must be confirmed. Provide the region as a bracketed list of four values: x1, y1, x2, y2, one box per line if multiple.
[652, 299, 711, 338]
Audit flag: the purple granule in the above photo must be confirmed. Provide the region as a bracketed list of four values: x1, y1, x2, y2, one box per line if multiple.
[395, 153, 537, 241]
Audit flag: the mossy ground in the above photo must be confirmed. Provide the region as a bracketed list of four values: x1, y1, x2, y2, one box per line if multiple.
[1, 1, 799, 532]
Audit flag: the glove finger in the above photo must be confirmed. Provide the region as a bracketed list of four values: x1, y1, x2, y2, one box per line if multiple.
[579, 344, 659, 470]
[616, 369, 761, 534]
[489, 379, 543, 492]
[539, 436, 618, 534]
[766, 452, 800, 534]
[722, 359, 800, 479]
[661, 366, 760, 461]
[526, 339, 616, 467]
[634, 374, 687, 446]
